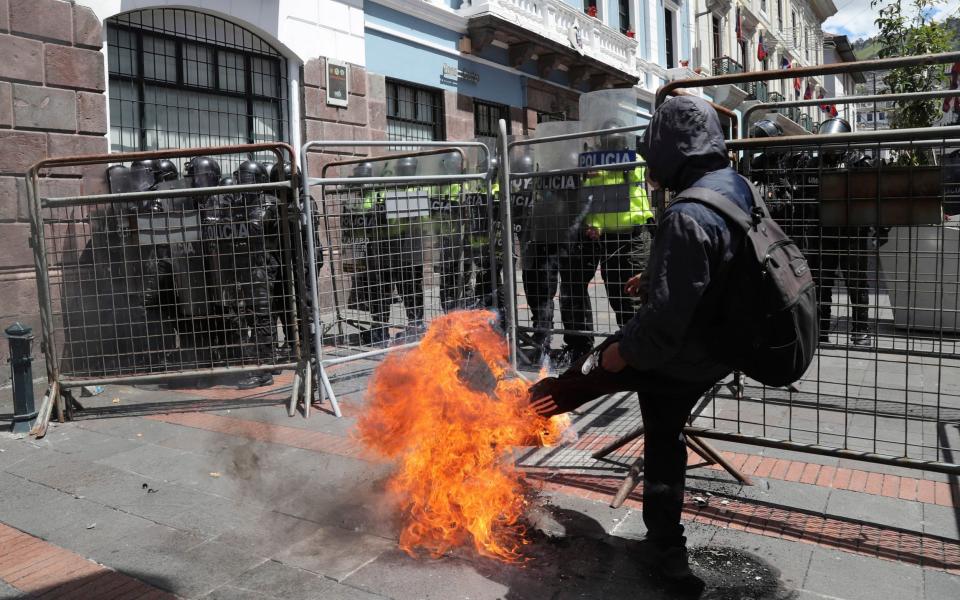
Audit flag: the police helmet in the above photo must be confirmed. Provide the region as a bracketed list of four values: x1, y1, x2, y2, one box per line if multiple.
[395, 156, 418, 177]
[130, 159, 160, 180]
[599, 118, 630, 151]
[750, 119, 783, 139]
[219, 176, 236, 186]
[819, 117, 852, 136]
[818, 118, 853, 166]
[478, 155, 499, 176]
[440, 152, 463, 175]
[352, 162, 374, 178]
[184, 156, 222, 188]
[268, 162, 302, 183]
[156, 159, 179, 182]
[511, 152, 534, 173]
[106, 165, 132, 194]
[233, 159, 268, 185]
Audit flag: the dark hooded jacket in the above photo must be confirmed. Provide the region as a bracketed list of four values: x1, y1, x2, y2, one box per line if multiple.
[617, 96, 753, 381]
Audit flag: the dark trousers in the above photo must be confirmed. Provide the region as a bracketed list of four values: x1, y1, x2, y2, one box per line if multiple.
[463, 243, 501, 311]
[809, 227, 870, 333]
[140, 243, 178, 369]
[439, 233, 465, 312]
[368, 237, 425, 329]
[520, 241, 584, 353]
[561, 228, 653, 352]
[532, 339, 724, 546]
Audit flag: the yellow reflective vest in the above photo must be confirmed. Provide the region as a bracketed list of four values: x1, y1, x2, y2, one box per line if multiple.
[581, 166, 654, 234]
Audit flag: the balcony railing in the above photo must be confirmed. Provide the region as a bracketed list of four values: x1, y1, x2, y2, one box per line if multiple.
[712, 56, 744, 75]
[461, 0, 639, 78]
[746, 81, 769, 102]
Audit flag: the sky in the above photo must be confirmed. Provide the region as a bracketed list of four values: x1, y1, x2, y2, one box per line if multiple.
[822, 0, 960, 41]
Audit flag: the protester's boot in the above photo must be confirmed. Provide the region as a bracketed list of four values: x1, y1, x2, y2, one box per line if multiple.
[640, 481, 706, 596]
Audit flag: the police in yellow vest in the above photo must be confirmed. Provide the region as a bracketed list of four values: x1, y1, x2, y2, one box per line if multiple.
[461, 154, 502, 312]
[431, 152, 466, 312]
[366, 156, 428, 343]
[562, 120, 654, 357]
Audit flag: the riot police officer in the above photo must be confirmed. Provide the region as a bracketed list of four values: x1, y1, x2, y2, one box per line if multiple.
[559, 120, 654, 363]
[228, 159, 278, 388]
[746, 120, 798, 235]
[809, 118, 873, 346]
[432, 152, 466, 312]
[462, 154, 501, 312]
[344, 162, 391, 346]
[130, 158, 179, 369]
[378, 156, 427, 341]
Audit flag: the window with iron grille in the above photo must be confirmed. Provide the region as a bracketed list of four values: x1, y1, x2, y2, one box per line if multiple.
[106, 9, 287, 167]
[536, 110, 567, 124]
[474, 100, 511, 137]
[386, 79, 445, 142]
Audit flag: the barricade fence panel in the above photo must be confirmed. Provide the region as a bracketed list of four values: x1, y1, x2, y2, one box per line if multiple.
[28, 144, 308, 397]
[501, 116, 960, 475]
[300, 142, 499, 407]
[502, 123, 652, 371]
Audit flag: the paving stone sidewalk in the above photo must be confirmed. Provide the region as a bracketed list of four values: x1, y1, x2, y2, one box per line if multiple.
[0, 379, 957, 599]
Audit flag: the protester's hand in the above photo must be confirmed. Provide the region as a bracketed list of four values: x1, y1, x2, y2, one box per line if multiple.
[585, 226, 601, 241]
[528, 377, 561, 417]
[601, 342, 627, 373]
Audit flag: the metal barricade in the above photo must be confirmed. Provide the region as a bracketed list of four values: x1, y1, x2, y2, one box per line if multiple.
[525, 56, 960, 481]
[300, 140, 495, 416]
[497, 123, 651, 372]
[26, 143, 311, 430]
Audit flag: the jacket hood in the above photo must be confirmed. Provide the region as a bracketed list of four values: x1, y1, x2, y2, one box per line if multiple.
[639, 96, 729, 191]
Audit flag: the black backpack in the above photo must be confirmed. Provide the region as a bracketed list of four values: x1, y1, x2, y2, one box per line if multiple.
[677, 178, 818, 387]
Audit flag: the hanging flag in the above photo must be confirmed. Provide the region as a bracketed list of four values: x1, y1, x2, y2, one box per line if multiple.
[757, 32, 767, 62]
[792, 61, 802, 99]
[803, 79, 814, 100]
[736, 6, 744, 42]
[781, 56, 791, 70]
[944, 62, 960, 113]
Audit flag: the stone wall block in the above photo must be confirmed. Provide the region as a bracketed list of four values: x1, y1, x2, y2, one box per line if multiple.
[0, 81, 11, 127]
[367, 100, 387, 132]
[0, 0, 9, 32]
[0, 129, 46, 173]
[304, 57, 326, 88]
[0, 222, 33, 268]
[14, 176, 82, 220]
[0, 34, 42, 83]
[349, 65, 366, 97]
[9, 0, 71, 44]
[47, 132, 108, 175]
[45, 44, 105, 91]
[72, 4, 103, 49]
[0, 175, 17, 220]
[12, 83, 76, 131]
[367, 73, 386, 100]
[76, 91, 106, 134]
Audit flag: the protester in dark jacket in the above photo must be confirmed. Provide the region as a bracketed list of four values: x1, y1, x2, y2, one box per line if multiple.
[529, 96, 751, 594]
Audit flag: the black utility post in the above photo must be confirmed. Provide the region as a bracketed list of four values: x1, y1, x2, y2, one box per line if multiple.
[6, 323, 36, 434]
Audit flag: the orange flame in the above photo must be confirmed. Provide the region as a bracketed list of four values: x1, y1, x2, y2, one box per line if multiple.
[355, 310, 569, 562]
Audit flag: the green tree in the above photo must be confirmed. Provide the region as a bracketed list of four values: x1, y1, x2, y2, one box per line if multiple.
[871, 0, 955, 162]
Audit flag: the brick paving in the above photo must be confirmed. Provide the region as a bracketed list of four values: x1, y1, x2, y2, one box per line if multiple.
[0, 523, 175, 599]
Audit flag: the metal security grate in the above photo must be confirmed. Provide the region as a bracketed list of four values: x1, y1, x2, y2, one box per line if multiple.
[106, 9, 288, 174]
[386, 79, 445, 142]
[474, 100, 511, 137]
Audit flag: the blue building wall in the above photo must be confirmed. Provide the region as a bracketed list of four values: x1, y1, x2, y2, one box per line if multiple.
[364, 2, 580, 107]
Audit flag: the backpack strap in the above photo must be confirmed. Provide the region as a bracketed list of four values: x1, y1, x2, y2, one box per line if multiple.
[674, 175, 769, 230]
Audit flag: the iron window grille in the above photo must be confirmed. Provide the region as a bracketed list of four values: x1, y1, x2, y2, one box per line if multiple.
[106, 9, 288, 171]
[536, 110, 567, 123]
[386, 79, 445, 142]
[474, 100, 512, 137]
